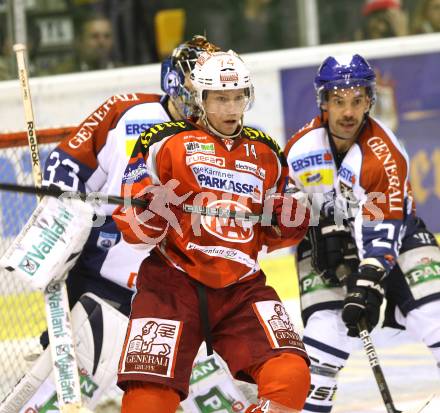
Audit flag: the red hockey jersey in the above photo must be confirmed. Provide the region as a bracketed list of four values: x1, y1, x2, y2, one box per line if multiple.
[114, 120, 305, 288]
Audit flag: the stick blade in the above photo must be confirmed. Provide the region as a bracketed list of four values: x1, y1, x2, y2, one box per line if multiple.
[404, 394, 439, 413]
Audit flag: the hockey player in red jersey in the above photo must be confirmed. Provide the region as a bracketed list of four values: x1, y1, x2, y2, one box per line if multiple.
[284, 55, 440, 413]
[41, 35, 221, 308]
[0, 36, 225, 413]
[113, 50, 311, 413]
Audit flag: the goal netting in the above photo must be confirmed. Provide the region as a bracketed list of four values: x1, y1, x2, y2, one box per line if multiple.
[0, 127, 178, 413]
[0, 127, 237, 413]
[0, 128, 72, 402]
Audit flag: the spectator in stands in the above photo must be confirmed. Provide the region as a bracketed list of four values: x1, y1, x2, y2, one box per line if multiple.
[0, 18, 47, 80]
[231, 0, 298, 53]
[55, 12, 119, 73]
[411, 0, 440, 34]
[356, 0, 409, 40]
[185, 0, 298, 54]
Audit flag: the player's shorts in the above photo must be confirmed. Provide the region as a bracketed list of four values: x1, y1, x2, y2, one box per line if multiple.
[66, 267, 134, 316]
[384, 216, 440, 326]
[117, 251, 308, 399]
[298, 215, 440, 328]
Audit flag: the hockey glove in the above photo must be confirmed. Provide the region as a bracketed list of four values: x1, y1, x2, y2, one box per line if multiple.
[269, 193, 310, 240]
[308, 217, 359, 285]
[0, 196, 93, 290]
[342, 263, 385, 337]
[132, 185, 183, 242]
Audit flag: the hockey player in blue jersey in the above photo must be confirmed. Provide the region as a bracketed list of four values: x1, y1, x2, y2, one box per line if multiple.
[284, 54, 440, 413]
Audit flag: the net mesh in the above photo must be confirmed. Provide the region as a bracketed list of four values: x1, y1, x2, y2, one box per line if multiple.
[0, 128, 71, 402]
[0, 128, 174, 412]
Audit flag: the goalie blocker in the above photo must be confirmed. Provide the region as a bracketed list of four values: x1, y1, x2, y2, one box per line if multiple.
[0, 196, 94, 289]
[0, 293, 128, 412]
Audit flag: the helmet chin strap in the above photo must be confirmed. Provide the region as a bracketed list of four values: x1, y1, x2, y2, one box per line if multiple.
[330, 132, 353, 141]
[202, 112, 244, 140]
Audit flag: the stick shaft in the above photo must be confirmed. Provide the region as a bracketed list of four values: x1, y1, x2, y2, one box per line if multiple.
[0, 182, 277, 224]
[13, 43, 83, 412]
[358, 318, 401, 413]
[13, 43, 42, 189]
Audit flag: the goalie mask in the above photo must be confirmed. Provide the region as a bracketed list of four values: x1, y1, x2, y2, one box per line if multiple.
[160, 35, 221, 118]
[190, 50, 254, 139]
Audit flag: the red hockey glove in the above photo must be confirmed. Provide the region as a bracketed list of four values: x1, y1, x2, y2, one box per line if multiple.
[131, 185, 183, 243]
[268, 193, 310, 240]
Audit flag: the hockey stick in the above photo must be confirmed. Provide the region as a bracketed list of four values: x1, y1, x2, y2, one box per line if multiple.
[358, 318, 436, 413]
[0, 181, 277, 225]
[13, 44, 88, 413]
[358, 318, 402, 413]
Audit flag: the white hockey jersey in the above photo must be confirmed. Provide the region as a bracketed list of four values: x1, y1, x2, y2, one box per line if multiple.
[285, 115, 413, 273]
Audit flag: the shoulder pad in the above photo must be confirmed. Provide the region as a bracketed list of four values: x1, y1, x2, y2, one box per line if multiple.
[139, 120, 197, 153]
[242, 126, 287, 166]
[285, 116, 323, 156]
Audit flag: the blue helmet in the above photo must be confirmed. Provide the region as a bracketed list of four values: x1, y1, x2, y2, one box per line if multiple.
[314, 54, 376, 107]
[160, 35, 220, 117]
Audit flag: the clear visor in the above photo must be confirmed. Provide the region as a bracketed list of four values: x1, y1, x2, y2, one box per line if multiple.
[317, 80, 376, 106]
[202, 88, 253, 115]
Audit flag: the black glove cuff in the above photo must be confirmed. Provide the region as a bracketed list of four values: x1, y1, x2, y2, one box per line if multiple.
[359, 264, 386, 283]
[347, 264, 386, 296]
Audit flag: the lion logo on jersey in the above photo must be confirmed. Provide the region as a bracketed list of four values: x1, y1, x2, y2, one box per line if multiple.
[122, 318, 182, 377]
